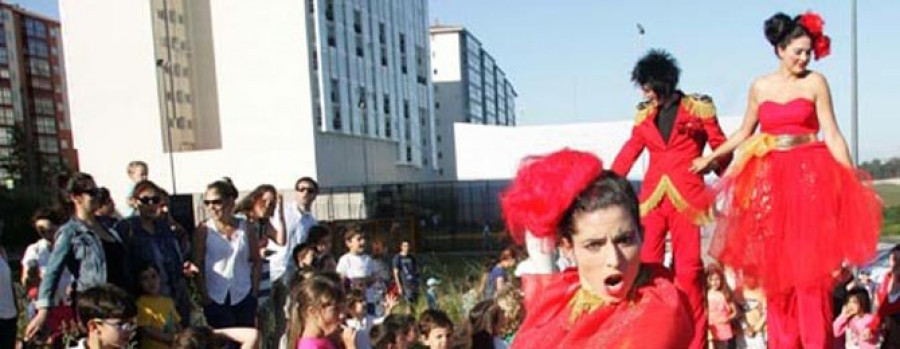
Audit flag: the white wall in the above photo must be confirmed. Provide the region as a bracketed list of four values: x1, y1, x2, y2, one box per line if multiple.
[430, 30, 462, 82]
[454, 117, 742, 180]
[62, 0, 319, 203]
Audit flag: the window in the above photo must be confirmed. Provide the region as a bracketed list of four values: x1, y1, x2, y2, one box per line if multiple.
[38, 136, 58, 153]
[353, 10, 362, 34]
[325, 0, 334, 21]
[185, 93, 192, 104]
[60, 139, 69, 149]
[355, 35, 364, 57]
[27, 39, 49, 58]
[157, 10, 166, 20]
[169, 10, 176, 22]
[28, 58, 51, 77]
[0, 88, 11, 105]
[36, 117, 56, 134]
[0, 108, 13, 125]
[327, 23, 336, 47]
[359, 87, 368, 134]
[0, 48, 8, 65]
[24, 19, 46, 38]
[378, 23, 386, 44]
[383, 94, 390, 114]
[34, 98, 55, 114]
[330, 79, 341, 130]
[308, 0, 315, 14]
[312, 49, 318, 71]
[31, 77, 52, 90]
[0, 127, 12, 145]
[176, 91, 184, 103]
[380, 46, 388, 67]
[385, 118, 391, 138]
[406, 146, 412, 162]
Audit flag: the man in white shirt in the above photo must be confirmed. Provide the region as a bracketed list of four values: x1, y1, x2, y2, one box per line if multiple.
[268, 176, 318, 343]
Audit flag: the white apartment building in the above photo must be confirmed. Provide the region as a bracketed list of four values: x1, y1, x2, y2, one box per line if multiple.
[60, 0, 442, 203]
[429, 25, 517, 178]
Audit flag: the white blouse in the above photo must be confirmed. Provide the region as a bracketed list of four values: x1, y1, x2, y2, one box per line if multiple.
[204, 218, 253, 305]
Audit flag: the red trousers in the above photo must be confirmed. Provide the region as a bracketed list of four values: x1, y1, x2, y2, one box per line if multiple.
[641, 198, 706, 349]
[767, 285, 833, 349]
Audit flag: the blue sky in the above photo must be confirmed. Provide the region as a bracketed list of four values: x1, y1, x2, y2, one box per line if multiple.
[16, 0, 900, 161]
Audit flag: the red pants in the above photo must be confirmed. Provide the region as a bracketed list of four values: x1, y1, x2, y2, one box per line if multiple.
[641, 198, 706, 349]
[767, 285, 833, 349]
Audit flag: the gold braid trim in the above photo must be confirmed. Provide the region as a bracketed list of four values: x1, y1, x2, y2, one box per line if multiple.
[639, 175, 712, 225]
[633, 101, 656, 124]
[682, 94, 716, 119]
[567, 265, 653, 323]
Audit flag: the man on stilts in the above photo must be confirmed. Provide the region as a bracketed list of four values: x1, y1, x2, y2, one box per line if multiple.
[612, 49, 732, 349]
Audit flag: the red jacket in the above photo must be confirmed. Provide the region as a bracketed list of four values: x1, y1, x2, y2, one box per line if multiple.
[611, 93, 731, 223]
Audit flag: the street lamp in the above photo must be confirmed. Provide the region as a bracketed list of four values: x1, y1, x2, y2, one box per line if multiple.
[156, 58, 178, 194]
[850, 0, 859, 165]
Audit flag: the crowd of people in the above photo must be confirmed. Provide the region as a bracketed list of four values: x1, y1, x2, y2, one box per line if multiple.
[1, 159, 534, 349]
[0, 9, 894, 349]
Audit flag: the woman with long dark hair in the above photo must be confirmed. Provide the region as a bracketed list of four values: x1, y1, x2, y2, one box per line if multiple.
[692, 12, 882, 347]
[24, 172, 128, 342]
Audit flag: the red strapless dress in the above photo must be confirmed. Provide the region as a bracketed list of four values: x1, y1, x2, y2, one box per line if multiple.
[513, 264, 693, 348]
[710, 98, 881, 293]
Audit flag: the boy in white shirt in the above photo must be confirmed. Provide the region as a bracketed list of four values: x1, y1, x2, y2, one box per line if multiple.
[336, 225, 376, 311]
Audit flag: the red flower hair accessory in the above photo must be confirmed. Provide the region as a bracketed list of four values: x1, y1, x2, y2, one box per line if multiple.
[798, 11, 831, 60]
[500, 149, 603, 244]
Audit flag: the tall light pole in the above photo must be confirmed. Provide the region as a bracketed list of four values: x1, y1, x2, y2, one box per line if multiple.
[637, 23, 648, 177]
[850, 0, 859, 165]
[159, 0, 178, 193]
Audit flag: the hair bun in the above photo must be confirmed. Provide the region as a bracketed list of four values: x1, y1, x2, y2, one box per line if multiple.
[764, 13, 794, 46]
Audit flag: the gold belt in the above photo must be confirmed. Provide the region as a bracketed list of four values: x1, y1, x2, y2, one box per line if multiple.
[770, 133, 817, 150]
[728, 132, 818, 176]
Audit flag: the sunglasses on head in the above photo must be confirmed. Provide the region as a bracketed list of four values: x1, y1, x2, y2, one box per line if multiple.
[203, 199, 224, 206]
[138, 196, 162, 205]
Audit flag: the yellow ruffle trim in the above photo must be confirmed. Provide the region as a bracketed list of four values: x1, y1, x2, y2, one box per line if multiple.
[639, 175, 712, 225]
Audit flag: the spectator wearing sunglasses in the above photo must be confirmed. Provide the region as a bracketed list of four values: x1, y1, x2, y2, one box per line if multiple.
[71, 284, 138, 349]
[193, 178, 262, 330]
[25, 172, 127, 342]
[114, 180, 191, 325]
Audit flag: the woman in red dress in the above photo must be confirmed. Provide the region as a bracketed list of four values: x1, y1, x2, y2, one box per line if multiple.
[691, 12, 882, 348]
[501, 149, 693, 348]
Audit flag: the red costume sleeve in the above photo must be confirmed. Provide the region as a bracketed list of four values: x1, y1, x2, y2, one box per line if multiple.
[702, 113, 732, 176]
[612, 124, 645, 177]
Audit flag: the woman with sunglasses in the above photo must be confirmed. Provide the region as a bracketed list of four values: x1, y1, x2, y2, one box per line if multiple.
[25, 172, 128, 342]
[114, 179, 191, 325]
[193, 178, 262, 330]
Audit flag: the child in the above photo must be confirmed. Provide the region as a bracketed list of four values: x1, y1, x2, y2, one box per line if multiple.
[135, 262, 182, 349]
[426, 278, 440, 310]
[833, 287, 878, 349]
[467, 300, 507, 349]
[369, 321, 406, 349]
[286, 272, 357, 349]
[393, 240, 420, 304]
[418, 309, 454, 349]
[461, 274, 480, 316]
[707, 264, 738, 349]
[336, 225, 376, 310]
[383, 314, 418, 347]
[346, 290, 399, 349]
[307, 225, 337, 272]
[736, 273, 766, 349]
[173, 326, 259, 349]
[72, 284, 138, 349]
[495, 285, 524, 345]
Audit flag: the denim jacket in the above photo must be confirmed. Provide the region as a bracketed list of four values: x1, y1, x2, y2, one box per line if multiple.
[36, 218, 122, 308]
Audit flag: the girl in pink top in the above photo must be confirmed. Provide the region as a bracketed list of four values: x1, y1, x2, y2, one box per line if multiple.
[287, 273, 357, 349]
[833, 287, 878, 349]
[707, 264, 737, 348]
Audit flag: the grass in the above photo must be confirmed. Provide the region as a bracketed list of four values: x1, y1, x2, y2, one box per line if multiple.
[877, 183, 900, 208]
